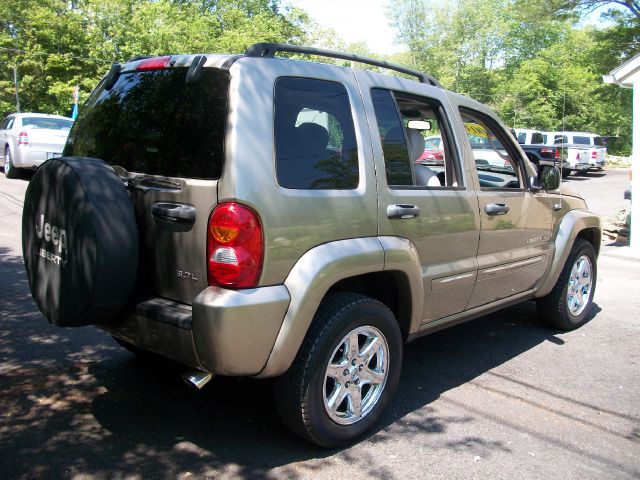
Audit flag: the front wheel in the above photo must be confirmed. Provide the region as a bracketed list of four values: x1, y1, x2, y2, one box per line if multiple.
[273, 293, 403, 448]
[537, 238, 597, 330]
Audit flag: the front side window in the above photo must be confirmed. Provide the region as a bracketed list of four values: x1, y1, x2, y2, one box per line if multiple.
[460, 108, 523, 190]
[274, 77, 359, 189]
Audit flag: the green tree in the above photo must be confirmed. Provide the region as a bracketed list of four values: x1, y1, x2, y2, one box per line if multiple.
[0, 0, 302, 117]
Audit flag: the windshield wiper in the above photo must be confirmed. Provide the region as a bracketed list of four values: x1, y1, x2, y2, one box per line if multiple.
[112, 166, 182, 191]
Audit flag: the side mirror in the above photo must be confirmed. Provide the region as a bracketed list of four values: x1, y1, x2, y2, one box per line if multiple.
[532, 165, 560, 191]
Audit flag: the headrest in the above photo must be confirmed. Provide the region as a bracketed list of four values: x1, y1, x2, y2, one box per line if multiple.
[296, 123, 330, 154]
[406, 128, 425, 162]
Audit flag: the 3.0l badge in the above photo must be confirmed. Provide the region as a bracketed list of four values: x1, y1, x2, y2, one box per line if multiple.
[177, 270, 198, 281]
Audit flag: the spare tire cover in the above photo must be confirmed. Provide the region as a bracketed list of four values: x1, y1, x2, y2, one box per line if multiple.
[22, 156, 138, 327]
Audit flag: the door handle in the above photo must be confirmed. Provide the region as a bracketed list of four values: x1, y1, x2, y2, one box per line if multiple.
[387, 204, 420, 219]
[485, 203, 510, 216]
[151, 202, 196, 224]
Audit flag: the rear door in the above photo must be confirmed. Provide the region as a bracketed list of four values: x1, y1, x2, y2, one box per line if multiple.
[356, 71, 480, 323]
[64, 60, 230, 304]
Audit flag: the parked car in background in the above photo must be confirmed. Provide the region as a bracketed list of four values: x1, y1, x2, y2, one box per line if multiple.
[0, 113, 74, 178]
[551, 132, 606, 171]
[514, 128, 589, 178]
[514, 128, 546, 146]
[417, 135, 444, 165]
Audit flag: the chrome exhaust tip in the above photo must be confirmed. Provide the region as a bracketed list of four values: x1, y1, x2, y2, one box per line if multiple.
[182, 369, 213, 390]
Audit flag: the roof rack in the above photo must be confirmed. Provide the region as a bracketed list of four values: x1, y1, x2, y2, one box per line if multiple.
[244, 43, 442, 88]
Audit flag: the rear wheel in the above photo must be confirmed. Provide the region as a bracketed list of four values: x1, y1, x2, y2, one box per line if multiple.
[537, 238, 597, 330]
[273, 293, 402, 448]
[4, 147, 18, 179]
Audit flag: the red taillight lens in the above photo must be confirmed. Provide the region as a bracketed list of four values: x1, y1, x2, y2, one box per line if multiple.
[554, 148, 559, 160]
[18, 130, 28, 146]
[207, 203, 263, 288]
[591, 150, 597, 159]
[136, 56, 171, 71]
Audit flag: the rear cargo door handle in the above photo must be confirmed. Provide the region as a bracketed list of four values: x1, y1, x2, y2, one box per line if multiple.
[151, 202, 196, 224]
[485, 203, 510, 216]
[387, 204, 420, 219]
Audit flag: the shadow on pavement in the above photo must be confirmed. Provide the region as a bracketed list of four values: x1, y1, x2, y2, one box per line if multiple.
[0, 247, 602, 479]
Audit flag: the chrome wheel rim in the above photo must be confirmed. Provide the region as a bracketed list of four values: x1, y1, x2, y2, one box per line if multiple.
[323, 325, 389, 425]
[4, 150, 10, 173]
[567, 254, 593, 317]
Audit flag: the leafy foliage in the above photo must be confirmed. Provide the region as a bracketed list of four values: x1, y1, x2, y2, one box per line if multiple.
[0, 0, 302, 117]
[0, 0, 637, 154]
[389, 0, 638, 154]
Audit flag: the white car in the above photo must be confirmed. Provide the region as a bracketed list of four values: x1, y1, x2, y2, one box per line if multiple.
[0, 113, 74, 178]
[551, 131, 606, 170]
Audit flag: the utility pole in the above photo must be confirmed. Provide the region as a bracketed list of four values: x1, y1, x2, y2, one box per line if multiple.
[13, 65, 20, 113]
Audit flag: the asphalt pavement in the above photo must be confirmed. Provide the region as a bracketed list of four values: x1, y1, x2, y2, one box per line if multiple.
[0, 168, 638, 479]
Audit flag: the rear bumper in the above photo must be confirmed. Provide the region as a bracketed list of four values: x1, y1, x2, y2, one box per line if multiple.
[14, 146, 63, 168]
[103, 285, 290, 376]
[567, 163, 589, 172]
[588, 160, 605, 169]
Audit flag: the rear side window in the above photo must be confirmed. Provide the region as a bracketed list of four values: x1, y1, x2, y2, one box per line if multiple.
[517, 133, 526, 144]
[274, 77, 359, 189]
[65, 67, 229, 179]
[594, 136, 605, 146]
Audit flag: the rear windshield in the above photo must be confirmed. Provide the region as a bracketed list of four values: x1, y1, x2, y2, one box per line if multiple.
[23, 117, 73, 130]
[573, 136, 590, 145]
[531, 132, 544, 144]
[65, 67, 229, 179]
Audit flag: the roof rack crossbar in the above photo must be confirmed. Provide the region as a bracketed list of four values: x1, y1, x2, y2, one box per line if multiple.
[245, 43, 442, 88]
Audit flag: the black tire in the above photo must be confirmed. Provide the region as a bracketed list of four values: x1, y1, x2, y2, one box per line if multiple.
[537, 238, 597, 330]
[22, 156, 139, 327]
[561, 168, 570, 179]
[273, 293, 403, 448]
[4, 146, 18, 179]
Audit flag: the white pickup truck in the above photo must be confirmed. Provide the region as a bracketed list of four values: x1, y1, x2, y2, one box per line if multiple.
[551, 131, 606, 171]
[514, 129, 590, 178]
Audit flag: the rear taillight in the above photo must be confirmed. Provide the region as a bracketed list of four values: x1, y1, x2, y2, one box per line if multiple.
[17, 130, 29, 146]
[554, 148, 559, 160]
[207, 203, 263, 288]
[136, 56, 171, 71]
[576, 153, 580, 160]
[591, 150, 597, 159]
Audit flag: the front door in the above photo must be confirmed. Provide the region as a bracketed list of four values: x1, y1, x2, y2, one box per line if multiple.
[457, 108, 553, 308]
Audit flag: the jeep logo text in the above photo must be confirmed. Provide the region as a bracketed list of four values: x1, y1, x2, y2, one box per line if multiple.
[35, 214, 67, 254]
